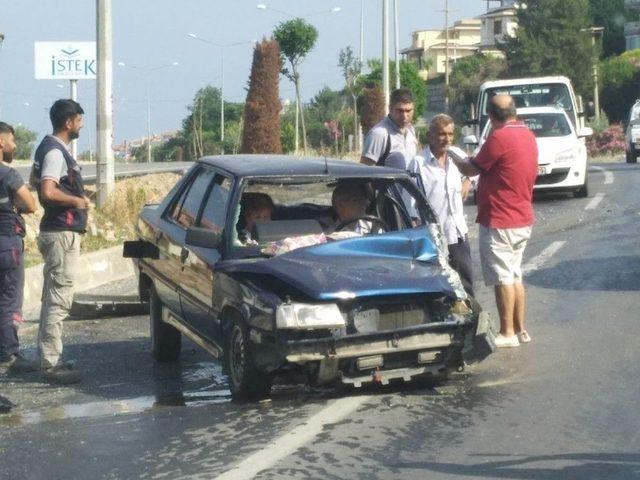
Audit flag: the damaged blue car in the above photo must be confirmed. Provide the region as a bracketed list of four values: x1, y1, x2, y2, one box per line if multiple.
[124, 155, 495, 400]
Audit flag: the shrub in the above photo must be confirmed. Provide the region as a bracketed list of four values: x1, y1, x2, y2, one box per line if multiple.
[586, 124, 625, 156]
[358, 87, 385, 135]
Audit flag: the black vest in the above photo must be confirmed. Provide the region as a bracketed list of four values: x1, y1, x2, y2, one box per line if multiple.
[0, 164, 26, 237]
[32, 136, 87, 233]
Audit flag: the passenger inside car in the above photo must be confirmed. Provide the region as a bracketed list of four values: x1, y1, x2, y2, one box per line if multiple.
[238, 192, 274, 243]
[329, 182, 374, 235]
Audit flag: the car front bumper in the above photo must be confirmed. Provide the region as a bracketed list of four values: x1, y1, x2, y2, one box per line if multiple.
[281, 312, 495, 386]
[534, 158, 586, 191]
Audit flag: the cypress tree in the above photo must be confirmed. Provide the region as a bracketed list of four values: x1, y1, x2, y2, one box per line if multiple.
[241, 39, 282, 154]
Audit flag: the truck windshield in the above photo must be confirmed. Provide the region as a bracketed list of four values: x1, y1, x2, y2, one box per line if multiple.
[481, 83, 573, 116]
[519, 113, 572, 138]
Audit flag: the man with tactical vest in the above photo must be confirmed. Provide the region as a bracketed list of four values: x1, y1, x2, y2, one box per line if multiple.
[0, 122, 37, 375]
[31, 99, 89, 384]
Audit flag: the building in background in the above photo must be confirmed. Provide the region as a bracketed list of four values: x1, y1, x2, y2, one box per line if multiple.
[477, 0, 519, 56]
[401, 19, 481, 80]
[626, 0, 640, 50]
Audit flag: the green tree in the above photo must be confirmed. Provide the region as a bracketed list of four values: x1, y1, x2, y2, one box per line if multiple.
[338, 46, 362, 150]
[588, 0, 637, 58]
[449, 53, 507, 122]
[241, 39, 282, 154]
[358, 59, 427, 116]
[305, 87, 348, 150]
[501, 0, 594, 99]
[600, 50, 640, 123]
[273, 18, 318, 153]
[13, 125, 37, 160]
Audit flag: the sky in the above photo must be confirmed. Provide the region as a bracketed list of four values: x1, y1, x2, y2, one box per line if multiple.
[0, 0, 488, 153]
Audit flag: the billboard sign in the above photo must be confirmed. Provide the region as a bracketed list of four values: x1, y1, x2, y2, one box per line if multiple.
[35, 41, 97, 80]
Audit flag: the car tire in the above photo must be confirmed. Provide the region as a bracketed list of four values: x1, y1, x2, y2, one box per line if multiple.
[150, 285, 181, 362]
[573, 176, 589, 198]
[225, 319, 272, 400]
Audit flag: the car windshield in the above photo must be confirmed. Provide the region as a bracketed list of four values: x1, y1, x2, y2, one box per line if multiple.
[482, 83, 573, 115]
[231, 176, 434, 255]
[519, 113, 572, 138]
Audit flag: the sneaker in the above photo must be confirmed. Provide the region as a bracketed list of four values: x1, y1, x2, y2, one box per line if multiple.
[494, 334, 520, 348]
[42, 363, 82, 385]
[517, 331, 531, 344]
[0, 354, 40, 375]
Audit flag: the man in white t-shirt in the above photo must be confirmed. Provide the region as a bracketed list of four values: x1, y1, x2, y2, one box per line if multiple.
[360, 88, 419, 169]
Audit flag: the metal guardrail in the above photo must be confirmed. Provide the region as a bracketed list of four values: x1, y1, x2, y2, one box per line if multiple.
[16, 161, 194, 185]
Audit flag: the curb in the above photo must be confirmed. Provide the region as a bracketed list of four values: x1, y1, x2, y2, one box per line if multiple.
[23, 245, 136, 312]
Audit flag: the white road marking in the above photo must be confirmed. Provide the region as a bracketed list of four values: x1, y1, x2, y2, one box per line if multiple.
[589, 166, 614, 185]
[522, 240, 566, 276]
[585, 192, 605, 210]
[215, 395, 370, 480]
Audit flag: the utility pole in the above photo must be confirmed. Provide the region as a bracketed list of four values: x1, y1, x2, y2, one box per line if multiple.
[70, 79, 78, 159]
[96, 0, 115, 207]
[444, 0, 450, 112]
[581, 27, 604, 120]
[360, 0, 364, 73]
[382, 0, 390, 113]
[393, 0, 400, 89]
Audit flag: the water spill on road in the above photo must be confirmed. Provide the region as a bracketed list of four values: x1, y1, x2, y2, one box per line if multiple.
[0, 361, 232, 427]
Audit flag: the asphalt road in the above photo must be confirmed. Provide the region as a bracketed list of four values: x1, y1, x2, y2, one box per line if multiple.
[1, 163, 639, 480]
[14, 161, 193, 184]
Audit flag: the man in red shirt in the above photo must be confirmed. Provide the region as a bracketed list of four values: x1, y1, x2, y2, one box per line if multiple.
[451, 94, 538, 348]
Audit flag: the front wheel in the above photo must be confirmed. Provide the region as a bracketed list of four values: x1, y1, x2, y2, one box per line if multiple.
[150, 285, 181, 362]
[225, 319, 272, 400]
[573, 176, 589, 198]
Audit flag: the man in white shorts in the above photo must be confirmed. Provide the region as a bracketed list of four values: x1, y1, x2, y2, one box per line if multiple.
[450, 95, 538, 348]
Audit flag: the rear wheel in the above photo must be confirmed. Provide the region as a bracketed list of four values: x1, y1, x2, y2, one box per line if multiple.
[225, 318, 271, 400]
[150, 285, 181, 362]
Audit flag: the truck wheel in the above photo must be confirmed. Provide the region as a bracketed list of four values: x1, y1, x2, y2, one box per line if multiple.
[225, 319, 271, 400]
[150, 285, 181, 362]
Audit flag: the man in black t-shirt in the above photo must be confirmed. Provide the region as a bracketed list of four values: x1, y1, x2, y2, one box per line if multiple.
[0, 122, 37, 375]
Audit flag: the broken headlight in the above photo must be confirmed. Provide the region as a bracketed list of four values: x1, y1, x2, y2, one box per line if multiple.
[276, 303, 346, 330]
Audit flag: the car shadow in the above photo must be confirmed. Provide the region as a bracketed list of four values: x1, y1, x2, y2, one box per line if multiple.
[526, 256, 640, 292]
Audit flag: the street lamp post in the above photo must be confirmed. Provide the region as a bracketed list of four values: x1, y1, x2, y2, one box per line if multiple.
[117, 61, 179, 163]
[581, 27, 605, 120]
[187, 34, 254, 155]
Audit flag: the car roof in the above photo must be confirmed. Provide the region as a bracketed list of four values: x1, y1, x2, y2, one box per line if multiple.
[198, 154, 407, 178]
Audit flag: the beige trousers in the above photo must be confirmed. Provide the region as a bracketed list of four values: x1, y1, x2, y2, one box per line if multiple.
[37, 231, 81, 368]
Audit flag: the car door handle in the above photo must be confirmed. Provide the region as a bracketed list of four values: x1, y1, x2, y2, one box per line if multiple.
[180, 247, 189, 263]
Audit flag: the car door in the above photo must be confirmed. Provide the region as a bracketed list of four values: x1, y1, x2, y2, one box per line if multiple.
[156, 166, 216, 319]
[180, 172, 233, 342]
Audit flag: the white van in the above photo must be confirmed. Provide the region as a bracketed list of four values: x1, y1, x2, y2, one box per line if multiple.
[469, 76, 586, 140]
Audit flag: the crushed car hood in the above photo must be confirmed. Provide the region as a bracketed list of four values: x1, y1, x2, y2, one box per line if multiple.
[220, 229, 461, 300]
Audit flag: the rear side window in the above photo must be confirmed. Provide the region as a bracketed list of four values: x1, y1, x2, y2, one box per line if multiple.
[199, 175, 233, 233]
[169, 168, 216, 228]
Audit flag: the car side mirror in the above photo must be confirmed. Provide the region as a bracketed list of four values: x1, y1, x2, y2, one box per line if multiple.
[185, 226, 222, 249]
[463, 135, 479, 146]
[578, 127, 593, 138]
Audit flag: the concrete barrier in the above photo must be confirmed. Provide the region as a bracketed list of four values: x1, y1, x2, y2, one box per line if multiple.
[24, 245, 135, 311]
